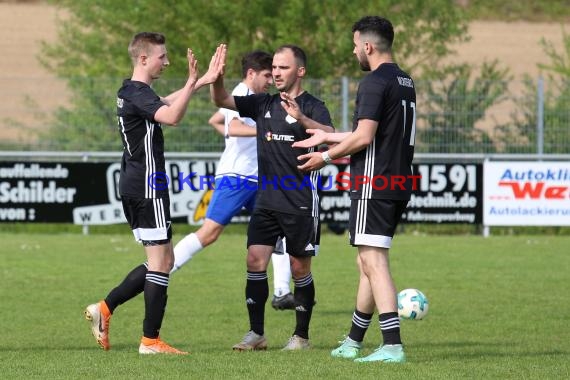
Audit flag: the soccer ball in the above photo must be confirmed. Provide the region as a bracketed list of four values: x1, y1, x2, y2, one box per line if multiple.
[397, 288, 429, 320]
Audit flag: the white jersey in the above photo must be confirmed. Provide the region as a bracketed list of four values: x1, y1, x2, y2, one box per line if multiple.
[215, 82, 258, 180]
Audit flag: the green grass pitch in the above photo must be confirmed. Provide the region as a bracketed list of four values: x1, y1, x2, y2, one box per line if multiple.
[1, 229, 569, 379]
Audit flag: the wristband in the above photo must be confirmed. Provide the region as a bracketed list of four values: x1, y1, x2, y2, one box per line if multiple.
[321, 151, 333, 164]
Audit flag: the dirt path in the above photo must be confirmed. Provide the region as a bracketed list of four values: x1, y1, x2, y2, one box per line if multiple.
[444, 21, 570, 136]
[448, 20, 568, 79]
[0, 3, 569, 143]
[0, 2, 67, 143]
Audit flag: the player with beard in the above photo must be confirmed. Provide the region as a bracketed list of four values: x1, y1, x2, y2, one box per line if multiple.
[211, 44, 334, 351]
[282, 16, 416, 363]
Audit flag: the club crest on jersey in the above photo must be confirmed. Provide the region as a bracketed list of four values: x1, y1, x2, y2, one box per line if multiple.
[265, 131, 295, 142]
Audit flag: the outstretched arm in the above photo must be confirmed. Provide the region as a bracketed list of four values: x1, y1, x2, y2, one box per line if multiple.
[163, 43, 227, 103]
[211, 74, 235, 110]
[208, 113, 256, 137]
[210, 45, 237, 110]
[155, 44, 227, 126]
[226, 118, 256, 137]
[160, 88, 183, 105]
[292, 129, 350, 148]
[154, 48, 199, 126]
[195, 43, 227, 90]
[208, 111, 225, 135]
[295, 119, 377, 172]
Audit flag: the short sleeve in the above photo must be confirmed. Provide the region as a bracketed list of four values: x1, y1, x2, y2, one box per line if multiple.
[310, 101, 333, 128]
[356, 77, 385, 122]
[131, 86, 165, 121]
[235, 93, 269, 120]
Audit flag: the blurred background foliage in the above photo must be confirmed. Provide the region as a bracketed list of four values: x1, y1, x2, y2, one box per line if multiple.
[31, 0, 570, 153]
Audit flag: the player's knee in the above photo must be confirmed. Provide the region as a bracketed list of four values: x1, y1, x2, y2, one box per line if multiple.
[290, 257, 311, 279]
[196, 224, 223, 247]
[246, 254, 265, 271]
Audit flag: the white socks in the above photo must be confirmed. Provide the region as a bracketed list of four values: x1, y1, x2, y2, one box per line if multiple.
[171, 233, 203, 273]
[271, 251, 292, 296]
[171, 232, 292, 297]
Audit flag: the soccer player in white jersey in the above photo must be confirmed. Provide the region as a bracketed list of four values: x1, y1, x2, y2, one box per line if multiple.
[173, 50, 296, 310]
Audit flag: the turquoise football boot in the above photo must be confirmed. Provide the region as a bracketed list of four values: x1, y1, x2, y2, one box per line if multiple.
[354, 344, 406, 363]
[330, 337, 362, 359]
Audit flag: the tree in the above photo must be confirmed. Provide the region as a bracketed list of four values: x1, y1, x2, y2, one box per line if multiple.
[502, 29, 570, 154]
[41, 0, 468, 151]
[418, 60, 510, 153]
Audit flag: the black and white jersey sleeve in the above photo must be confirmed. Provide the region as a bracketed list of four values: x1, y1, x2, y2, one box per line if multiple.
[350, 63, 416, 201]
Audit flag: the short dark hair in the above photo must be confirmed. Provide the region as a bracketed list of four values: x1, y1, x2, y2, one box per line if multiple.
[274, 44, 307, 69]
[352, 16, 394, 52]
[241, 50, 273, 78]
[128, 32, 166, 64]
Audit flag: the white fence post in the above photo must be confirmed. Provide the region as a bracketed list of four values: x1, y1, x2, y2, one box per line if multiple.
[341, 76, 349, 132]
[537, 76, 544, 155]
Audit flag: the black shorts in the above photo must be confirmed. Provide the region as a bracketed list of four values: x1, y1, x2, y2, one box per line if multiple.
[121, 196, 172, 245]
[349, 199, 407, 248]
[247, 208, 320, 257]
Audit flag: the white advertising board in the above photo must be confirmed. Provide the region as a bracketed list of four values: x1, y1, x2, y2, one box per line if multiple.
[483, 161, 570, 226]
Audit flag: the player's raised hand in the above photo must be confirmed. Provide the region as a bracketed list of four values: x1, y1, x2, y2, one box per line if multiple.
[292, 129, 327, 148]
[207, 44, 227, 82]
[280, 92, 304, 120]
[187, 48, 198, 86]
[195, 44, 227, 88]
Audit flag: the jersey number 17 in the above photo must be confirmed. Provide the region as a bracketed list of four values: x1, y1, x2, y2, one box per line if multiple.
[402, 100, 416, 146]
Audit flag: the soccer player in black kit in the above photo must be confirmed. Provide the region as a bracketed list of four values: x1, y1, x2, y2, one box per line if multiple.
[84, 32, 224, 354]
[210, 44, 334, 351]
[284, 16, 416, 363]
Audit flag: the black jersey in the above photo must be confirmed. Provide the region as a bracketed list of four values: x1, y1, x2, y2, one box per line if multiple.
[350, 63, 416, 201]
[235, 92, 332, 216]
[116, 79, 167, 199]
